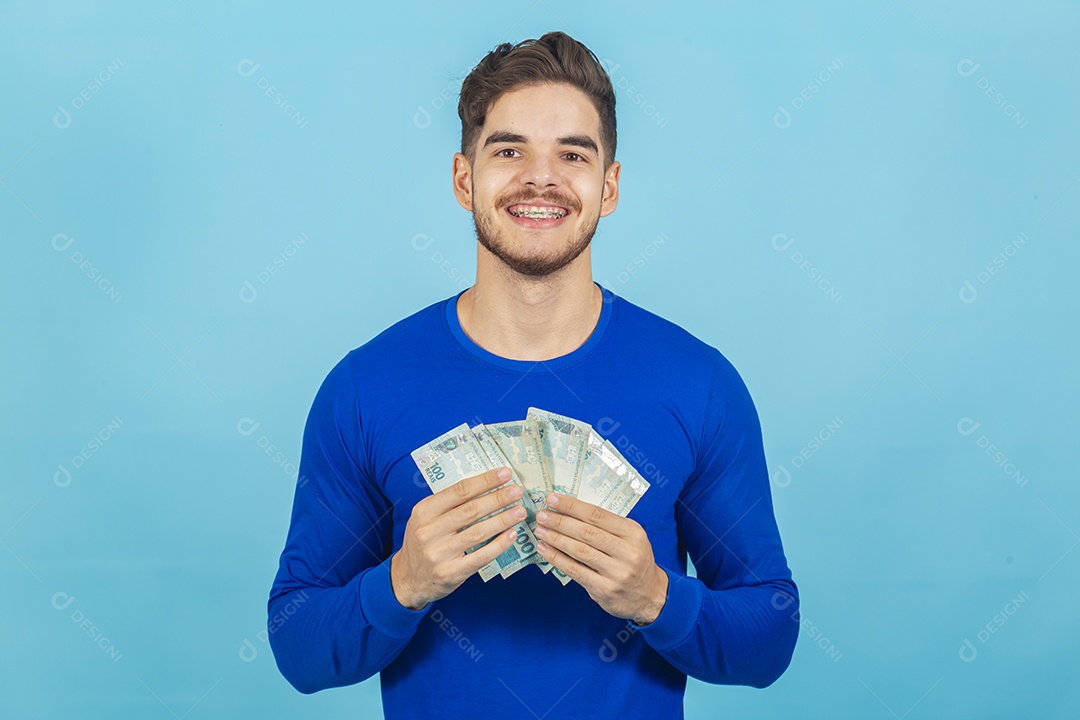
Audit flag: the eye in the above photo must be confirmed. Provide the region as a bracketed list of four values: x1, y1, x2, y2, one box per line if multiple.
[564, 153, 585, 162]
[495, 148, 520, 158]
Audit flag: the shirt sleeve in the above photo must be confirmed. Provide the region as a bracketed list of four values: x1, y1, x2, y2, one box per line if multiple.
[267, 352, 428, 694]
[637, 350, 800, 688]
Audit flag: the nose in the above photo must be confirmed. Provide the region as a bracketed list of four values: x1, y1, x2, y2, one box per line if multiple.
[518, 151, 562, 188]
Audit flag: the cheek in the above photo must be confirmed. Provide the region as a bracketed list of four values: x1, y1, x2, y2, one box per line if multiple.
[475, 177, 512, 207]
[577, 178, 606, 204]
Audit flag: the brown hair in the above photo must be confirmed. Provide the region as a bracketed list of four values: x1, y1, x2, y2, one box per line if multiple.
[457, 31, 617, 172]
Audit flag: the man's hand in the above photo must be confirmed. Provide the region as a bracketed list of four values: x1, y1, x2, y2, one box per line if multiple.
[535, 493, 668, 625]
[390, 466, 526, 610]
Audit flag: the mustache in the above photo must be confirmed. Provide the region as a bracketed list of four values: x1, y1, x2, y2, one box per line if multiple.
[498, 191, 578, 211]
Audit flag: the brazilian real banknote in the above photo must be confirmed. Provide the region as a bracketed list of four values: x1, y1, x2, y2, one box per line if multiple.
[526, 408, 649, 584]
[411, 409, 650, 585]
[411, 423, 540, 582]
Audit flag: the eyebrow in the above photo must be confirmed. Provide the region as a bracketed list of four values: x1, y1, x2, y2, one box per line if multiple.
[482, 131, 599, 156]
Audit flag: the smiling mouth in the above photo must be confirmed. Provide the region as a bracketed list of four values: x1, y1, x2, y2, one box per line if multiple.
[506, 203, 569, 220]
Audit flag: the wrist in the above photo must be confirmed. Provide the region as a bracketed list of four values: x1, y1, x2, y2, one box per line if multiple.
[633, 564, 669, 626]
[389, 552, 426, 610]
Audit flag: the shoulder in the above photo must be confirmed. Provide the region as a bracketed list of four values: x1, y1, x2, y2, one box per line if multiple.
[315, 294, 452, 395]
[609, 291, 744, 386]
[341, 294, 451, 368]
[608, 291, 759, 439]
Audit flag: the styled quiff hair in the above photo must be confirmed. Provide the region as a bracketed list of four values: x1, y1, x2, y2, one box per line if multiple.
[457, 31, 617, 171]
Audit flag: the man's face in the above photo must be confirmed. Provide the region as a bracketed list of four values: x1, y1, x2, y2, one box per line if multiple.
[452, 82, 620, 277]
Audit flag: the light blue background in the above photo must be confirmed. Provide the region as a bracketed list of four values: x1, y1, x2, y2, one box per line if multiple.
[3, 1, 1077, 717]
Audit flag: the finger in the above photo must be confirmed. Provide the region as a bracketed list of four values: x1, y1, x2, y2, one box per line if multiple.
[454, 523, 521, 575]
[545, 493, 632, 537]
[434, 482, 523, 535]
[536, 538, 600, 588]
[536, 509, 619, 555]
[453, 504, 527, 553]
[534, 521, 614, 574]
[426, 466, 513, 514]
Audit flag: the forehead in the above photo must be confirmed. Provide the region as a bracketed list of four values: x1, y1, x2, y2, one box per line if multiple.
[483, 82, 600, 139]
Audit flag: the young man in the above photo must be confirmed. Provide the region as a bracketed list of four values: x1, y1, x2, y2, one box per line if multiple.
[268, 31, 799, 718]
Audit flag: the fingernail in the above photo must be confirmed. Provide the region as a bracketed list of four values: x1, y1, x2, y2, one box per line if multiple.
[508, 485, 522, 498]
[535, 526, 547, 537]
[512, 506, 526, 519]
[547, 494, 559, 506]
[537, 511, 549, 523]
[497, 467, 511, 480]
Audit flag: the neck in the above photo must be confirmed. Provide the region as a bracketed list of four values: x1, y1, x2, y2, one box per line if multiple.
[456, 247, 601, 361]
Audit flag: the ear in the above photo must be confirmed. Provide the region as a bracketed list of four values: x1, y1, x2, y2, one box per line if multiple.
[452, 152, 473, 212]
[599, 159, 620, 218]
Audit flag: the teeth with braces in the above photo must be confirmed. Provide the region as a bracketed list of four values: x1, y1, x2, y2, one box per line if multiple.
[509, 208, 567, 219]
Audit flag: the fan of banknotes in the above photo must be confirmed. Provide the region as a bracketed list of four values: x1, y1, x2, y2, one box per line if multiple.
[411, 407, 650, 585]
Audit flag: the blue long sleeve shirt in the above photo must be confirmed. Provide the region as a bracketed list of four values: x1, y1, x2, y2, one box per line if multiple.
[268, 281, 799, 718]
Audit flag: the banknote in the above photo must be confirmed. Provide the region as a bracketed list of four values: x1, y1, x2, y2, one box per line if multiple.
[472, 424, 540, 525]
[536, 429, 649, 586]
[485, 419, 559, 575]
[472, 424, 541, 579]
[527, 407, 590, 498]
[485, 419, 552, 514]
[578, 432, 649, 516]
[485, 417, 584, 584]
[412, 410, 650, 586]
[410, 423, 540, 582]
